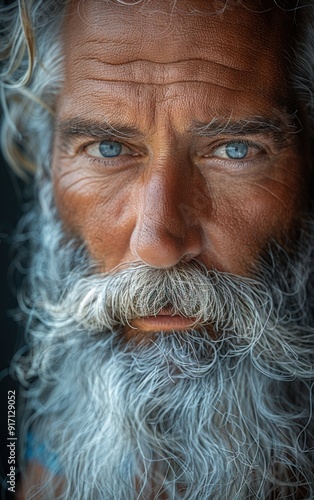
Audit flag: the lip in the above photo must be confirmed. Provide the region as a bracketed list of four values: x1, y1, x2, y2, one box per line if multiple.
[130, 312, 197, 331]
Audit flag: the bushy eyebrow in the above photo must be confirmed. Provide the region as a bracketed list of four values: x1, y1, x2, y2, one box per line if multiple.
[191, 115, 299, 146]
[56, 113, 299, 147]
[56, 117, 144, 141]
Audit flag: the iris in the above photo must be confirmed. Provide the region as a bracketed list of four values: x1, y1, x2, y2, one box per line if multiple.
[225, 142, 248, 159]
[99, 141, 122, 158]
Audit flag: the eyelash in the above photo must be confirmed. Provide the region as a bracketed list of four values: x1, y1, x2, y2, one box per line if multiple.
[81, 139, 140, 164]
[211, 139, 265, 155]
[78, 138, 266, 167]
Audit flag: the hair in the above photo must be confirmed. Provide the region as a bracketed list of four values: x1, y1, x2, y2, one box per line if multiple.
[1, 0, 314, 181]
[0, 0, 67, 179]
[2, 2, 314, 498]
[13, 179, 314, 498]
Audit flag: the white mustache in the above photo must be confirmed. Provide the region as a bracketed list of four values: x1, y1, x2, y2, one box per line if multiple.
[47, 260, 273, 339]
[16, 196, 314, 498]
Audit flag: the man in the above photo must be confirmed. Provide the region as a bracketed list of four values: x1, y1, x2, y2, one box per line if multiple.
[1, 0, 314, 498]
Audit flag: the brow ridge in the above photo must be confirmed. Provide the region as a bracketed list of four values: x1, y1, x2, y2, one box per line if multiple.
[191, 115, 298, 146]
[56, 113, 298, 146]
[56, 117, 143, 141]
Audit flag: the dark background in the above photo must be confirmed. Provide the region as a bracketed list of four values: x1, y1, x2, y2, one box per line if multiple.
[0, 146, 24, 499]
[1, 0, 22, 496]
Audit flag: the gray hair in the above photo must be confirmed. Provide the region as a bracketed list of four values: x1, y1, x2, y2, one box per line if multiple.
[14, 180, 314, 498]
[1, 0, 314, 180]
[0, 0, 67, 179]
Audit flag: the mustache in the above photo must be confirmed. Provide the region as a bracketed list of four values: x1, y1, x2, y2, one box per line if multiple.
[45, 260, 273, 338]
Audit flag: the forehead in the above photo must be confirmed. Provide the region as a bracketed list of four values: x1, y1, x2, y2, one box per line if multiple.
[60, 0, 296, 126]
[65, 0, 292, 50]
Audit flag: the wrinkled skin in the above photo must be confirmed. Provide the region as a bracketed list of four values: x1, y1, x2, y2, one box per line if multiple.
[18, 1, 314, 498]
[53, 0, 311, 279]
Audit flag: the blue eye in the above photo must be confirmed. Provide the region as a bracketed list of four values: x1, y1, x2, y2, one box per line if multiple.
[85, 140, 135, 161]
[225, 142, 248, 159]
[99, 141, 122, 158]
[212, 141, 254, 160]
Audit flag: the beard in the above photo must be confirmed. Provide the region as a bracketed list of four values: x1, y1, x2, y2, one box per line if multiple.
[16, 181, 314, 499]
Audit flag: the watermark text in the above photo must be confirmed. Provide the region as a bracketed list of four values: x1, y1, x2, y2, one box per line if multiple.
[7, 390, 16, 494]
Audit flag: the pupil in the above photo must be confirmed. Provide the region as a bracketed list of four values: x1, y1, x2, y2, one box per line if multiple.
[99, 141, 122, 158]
[225, 142, 248, 159]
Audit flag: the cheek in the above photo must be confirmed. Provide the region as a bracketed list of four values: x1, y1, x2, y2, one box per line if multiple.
[206, 157, 306, 272]
[52, 145, 308, 276]
[53, 160, 137, 266]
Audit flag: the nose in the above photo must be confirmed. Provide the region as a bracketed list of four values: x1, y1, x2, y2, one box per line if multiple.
[130, 160, 205, 268]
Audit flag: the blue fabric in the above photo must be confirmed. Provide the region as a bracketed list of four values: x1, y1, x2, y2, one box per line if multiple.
[25, 432, 62, 474]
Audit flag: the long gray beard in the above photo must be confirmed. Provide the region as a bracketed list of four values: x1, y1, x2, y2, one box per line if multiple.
[16, 183, 314, 499]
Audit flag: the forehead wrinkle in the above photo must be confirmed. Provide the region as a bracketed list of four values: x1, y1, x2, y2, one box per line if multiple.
[79, 57, 253, 73]
[82, 78, 244, 93]
[62, 2, 296, 115]
[67, 53, 278, 97]
[75, 57, 254, 91]
[58, 82, 295, 141]
[73, 6, 281, 65]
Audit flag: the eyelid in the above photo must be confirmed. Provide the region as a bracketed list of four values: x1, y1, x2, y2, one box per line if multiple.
[84, 139, 136, 159]
[209, 139, 265, 159]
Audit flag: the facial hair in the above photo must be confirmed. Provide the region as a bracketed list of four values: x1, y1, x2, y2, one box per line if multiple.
[16, 182, 314, 499]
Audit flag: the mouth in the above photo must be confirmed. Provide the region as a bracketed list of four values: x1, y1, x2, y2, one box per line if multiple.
[130, 309, 197, 332]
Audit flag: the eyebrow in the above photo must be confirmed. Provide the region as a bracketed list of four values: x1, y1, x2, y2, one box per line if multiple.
[56, 113, 299, 146]
[191, 115, 299, 146]
[56, 118, 144, 141]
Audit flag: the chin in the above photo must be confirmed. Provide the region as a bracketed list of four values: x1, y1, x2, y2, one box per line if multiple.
[15, 185, 314, 499]
[20, 325, 314, 499]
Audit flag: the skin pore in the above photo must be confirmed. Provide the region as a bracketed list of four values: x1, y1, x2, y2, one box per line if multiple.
[53, 0, 310, 287]
[51, 0, 311, 337]
[16, 2, 314, 497]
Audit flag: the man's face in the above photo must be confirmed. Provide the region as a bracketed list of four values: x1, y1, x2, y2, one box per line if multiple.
[17, 3, 314, 495]
[53, 0, 309, 295]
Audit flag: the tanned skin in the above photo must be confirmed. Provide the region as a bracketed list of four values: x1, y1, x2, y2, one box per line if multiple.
[18, 0, 311, 497]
